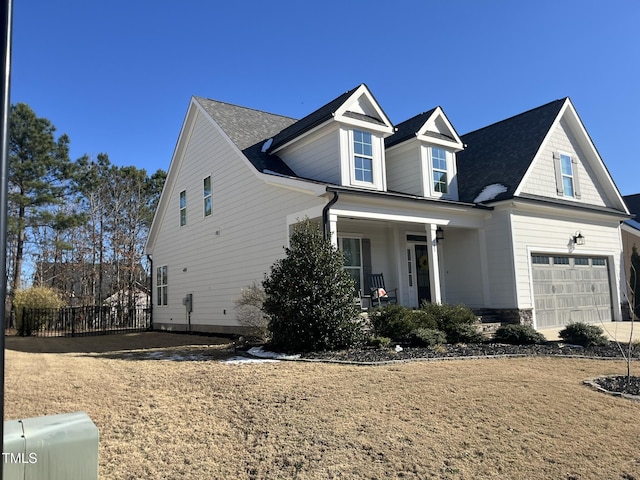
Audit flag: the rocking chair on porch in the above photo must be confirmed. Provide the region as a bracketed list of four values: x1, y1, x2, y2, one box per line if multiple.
[367, 273, 398, 307]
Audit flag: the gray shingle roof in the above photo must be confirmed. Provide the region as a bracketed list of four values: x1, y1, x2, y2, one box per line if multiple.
[624, 194, 640, 216]
[456, 99, 566, 203]
[385, 108, 438, 148]
[194, 96, 298, 175]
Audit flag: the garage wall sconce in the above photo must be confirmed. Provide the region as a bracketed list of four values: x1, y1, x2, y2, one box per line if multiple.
[436, 226, 445, 242]
[572, 232, 585, 246]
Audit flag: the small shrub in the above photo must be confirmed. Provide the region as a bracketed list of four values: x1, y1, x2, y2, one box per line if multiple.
[494, 324, 546, 345]
[445, 322, 484, 344]
[235, 282, 269, 342]
[368, 336, 392, 349]
[559, 322, 609, 347]
[369, 305, 437, 341]
[420, 302, 480, 344]
[408, 328, 446, 347]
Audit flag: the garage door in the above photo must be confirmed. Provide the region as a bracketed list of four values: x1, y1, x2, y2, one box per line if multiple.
[531, 254, 612, 329]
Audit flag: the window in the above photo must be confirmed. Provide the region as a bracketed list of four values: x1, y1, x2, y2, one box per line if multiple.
[553, 256, 570, 265]
[532, 255, 550, 265]
[592, 258, 606, 266]
[353, 130, 373, 183]
[179, 190, 187, 226]
[560, 154, 574, 197]
[432, 147, 448, 194]
[340, 238, 362, 292]
[156, 266, 168, 306]
[203, 176, 212, 217]
[574, 257, 589, 266]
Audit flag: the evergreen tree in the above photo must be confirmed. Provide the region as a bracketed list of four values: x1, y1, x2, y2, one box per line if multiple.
[8, 103, 72, 307]
[262, 219, 362, 352]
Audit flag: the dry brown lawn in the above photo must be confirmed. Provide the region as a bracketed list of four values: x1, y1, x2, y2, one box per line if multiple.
[5, 332, 640, 479]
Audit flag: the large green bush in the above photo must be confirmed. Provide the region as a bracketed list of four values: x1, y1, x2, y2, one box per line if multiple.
[559, 322, 609, 347]
[262, 219, 363, 353]
[13, 286, 65, 335]
[494, 324, 546, 345]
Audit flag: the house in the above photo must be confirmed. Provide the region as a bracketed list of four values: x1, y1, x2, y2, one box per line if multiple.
[144, 84, 630, 334]
[622, 194, 640, 317]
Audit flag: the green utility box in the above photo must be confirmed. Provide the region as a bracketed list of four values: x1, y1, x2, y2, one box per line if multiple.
[3, 411, 99, 480]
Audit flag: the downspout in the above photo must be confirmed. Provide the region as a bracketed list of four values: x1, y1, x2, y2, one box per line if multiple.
[146, 254, 153, 330]
[322, 191, 339, 240]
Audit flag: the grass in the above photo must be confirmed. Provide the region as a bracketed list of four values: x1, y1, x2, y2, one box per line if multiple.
[5, 333, 640, 479]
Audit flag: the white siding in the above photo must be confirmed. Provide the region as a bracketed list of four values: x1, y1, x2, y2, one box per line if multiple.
[442, 229, 484, 307]
[510, 209, 623, 321]
[521, 118, 612, 207]
[386, 141, 423, 196]
[151, 111, 324, 331]
[482, 208, 517, 308]
[277, 124, 341, 184]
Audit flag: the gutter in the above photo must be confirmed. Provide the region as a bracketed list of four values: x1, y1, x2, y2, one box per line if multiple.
[322, 191, 339, 239]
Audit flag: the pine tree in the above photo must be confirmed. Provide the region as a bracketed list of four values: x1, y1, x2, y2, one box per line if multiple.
[262, 219, 362, 352]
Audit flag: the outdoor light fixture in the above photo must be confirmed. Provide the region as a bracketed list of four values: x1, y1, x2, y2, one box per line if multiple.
[436, 226, 445, 242]
[572, 232, 585, 246]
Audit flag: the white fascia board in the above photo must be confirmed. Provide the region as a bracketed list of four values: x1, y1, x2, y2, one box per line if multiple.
[334, 116, 395, 136]
[415, 135, 464, 151]
[417, 107, 464, 149]
[333, 84, 394, 133]
[509, 197, 627, 222]
[622, 221, 640, 236]
[145, 97, 199, 253]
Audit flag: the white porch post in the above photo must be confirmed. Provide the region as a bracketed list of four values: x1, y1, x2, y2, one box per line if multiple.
[426, 224, 442, 304]
[328, 213, 338, 248]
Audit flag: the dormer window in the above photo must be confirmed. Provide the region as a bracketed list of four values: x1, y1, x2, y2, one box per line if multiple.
[432, 147, 448, 194]
[353, 130, 373, 183]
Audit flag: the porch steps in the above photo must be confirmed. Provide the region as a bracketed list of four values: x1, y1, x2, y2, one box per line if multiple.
[475, 314, 503, 337]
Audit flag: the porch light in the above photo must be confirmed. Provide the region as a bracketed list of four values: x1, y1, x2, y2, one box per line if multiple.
[572, 232, 585, 246]
[436, 226, 445, 242]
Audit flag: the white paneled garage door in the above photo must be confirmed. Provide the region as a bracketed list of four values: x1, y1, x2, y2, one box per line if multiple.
[531, 254, 612, 329]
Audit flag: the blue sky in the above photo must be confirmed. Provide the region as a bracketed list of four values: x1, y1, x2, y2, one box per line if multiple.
[11, 0, 640, 195]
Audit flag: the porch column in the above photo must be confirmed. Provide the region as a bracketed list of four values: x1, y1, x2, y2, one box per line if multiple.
[328, 213, 338, 248]
[426, 224, 442, 304]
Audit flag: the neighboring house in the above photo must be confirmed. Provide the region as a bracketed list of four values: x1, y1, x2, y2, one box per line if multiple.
[622, 194, 640, 316]
[145, 84, 630, 334]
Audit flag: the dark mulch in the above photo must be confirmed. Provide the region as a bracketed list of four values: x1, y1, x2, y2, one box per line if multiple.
[301, 341, 640, 396]
[301, 341, 637, 363]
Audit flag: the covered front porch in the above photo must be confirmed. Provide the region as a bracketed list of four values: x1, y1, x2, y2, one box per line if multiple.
[289, 188, 492, 310]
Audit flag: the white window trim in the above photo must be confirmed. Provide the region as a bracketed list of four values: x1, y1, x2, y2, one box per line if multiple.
[156, 265, 168, 307]
[351, 129, 374, 186]
[431, 146, 449, 195]
[559, 152, 575, 198]
[203, 175, 212, 217]
[424, 145, 453, 198]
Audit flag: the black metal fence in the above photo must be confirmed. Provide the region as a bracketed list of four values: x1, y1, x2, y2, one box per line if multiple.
[17, 305, 151, 337]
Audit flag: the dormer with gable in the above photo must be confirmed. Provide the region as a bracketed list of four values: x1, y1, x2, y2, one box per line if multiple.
[385, 107, 464, 200]
[266, 84, 394, 191]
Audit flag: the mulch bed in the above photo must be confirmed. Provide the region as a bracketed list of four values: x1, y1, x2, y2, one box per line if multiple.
[299, 341, 640, 396]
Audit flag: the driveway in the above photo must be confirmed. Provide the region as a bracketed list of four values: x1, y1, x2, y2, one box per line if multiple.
[538, 321, 640, 342]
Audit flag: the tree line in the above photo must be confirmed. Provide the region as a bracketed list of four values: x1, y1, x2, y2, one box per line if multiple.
[7, 103, 166, 313]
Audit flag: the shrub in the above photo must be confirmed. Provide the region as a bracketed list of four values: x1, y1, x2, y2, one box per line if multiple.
[235, 282, 269, 342]
[408, 328, 446, 347]
[369, 305, 437, 341]
[262, 219, 363, 353]
[494, 324, 546, 345]
[368, 336, 392, 349]
[13, 286, 65, 335]
[559, 322, 609, 347]
[420, 302, 481, 344]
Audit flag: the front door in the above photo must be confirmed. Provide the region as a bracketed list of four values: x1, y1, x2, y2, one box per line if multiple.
[415, 244, 431, 305]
